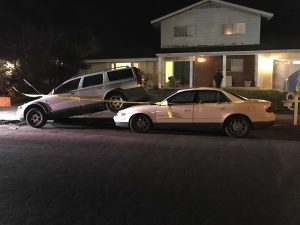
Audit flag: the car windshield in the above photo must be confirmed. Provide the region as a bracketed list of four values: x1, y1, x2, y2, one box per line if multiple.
[226, 91, 249, 100]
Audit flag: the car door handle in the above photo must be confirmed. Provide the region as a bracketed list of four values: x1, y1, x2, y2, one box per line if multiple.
[184, 109, 191, 112]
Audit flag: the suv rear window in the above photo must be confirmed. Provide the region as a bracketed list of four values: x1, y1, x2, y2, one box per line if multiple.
[107, 68, 134, 81]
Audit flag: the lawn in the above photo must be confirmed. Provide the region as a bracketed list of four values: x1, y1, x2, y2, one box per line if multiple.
[146, 88, 296, 114]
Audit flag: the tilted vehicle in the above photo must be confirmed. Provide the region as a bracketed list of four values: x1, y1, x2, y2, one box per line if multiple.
[113, 87, 275, 138]
[16, 66, 146, 128]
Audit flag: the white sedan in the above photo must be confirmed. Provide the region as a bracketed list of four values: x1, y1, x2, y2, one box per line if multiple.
[113, 88, 275, 137]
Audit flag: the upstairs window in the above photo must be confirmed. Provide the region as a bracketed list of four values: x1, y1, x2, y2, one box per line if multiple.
[223, 23, 246, 35]
[174, 25, 195, 37]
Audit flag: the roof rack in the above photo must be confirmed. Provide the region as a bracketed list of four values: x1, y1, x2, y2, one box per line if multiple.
[72, 66, 132, 78]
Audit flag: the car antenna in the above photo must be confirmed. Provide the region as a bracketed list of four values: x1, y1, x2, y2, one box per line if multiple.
[23, 79, 41, 94]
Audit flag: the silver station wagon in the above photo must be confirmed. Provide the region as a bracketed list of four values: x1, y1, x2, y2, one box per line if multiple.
[16, 66, 146, 128]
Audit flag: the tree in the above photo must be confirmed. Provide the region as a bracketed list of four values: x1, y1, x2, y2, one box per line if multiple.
[0, 21, 100, 95]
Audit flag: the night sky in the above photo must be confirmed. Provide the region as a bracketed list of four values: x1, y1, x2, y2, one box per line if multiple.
[1, 0, 300, 50]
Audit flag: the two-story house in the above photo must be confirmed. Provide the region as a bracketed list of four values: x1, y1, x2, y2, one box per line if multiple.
[82, 0, 300, 91]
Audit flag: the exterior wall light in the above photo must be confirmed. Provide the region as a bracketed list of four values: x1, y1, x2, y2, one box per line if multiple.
[197, 57, 206, 63]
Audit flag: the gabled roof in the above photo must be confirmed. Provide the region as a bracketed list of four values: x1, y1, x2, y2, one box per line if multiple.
[151, 0, 273, 27]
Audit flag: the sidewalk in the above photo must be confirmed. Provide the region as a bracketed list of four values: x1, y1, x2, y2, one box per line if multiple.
[1, 106, 299, 125]
[0, 106, 18, 120]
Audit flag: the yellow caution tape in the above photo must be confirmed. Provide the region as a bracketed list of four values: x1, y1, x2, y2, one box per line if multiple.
[13, 86, 179, 118]
[167, 105, 173, 118]
[13, 86, 158, 104]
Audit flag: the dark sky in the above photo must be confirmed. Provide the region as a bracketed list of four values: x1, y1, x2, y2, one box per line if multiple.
[1, 0, 300, 50]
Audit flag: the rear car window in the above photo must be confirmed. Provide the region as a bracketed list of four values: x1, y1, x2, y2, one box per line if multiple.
[107, 68, 134, 81]
[197, 90, 229, 103]
[82, 74, 103, 88]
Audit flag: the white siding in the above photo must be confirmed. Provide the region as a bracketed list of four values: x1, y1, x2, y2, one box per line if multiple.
[161, 7, 261, 48]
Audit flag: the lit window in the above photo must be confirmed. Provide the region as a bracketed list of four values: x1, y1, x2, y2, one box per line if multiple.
[223, 24, 234, 35]
[115, 63, 131, 68]
[174, 25, 195, 37]
[223, 23, 246, 35]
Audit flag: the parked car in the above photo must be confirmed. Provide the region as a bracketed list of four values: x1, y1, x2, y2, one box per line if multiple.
[16, 66, 146, 128]
[113, 87, 275, 137]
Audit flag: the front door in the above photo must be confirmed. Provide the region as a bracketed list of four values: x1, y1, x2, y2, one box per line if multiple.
[48, 78, 82, 117]
[155, 90, 196, 124]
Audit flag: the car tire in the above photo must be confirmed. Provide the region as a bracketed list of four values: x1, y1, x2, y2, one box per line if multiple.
[26, 108, 47, 128]
[106, 93, 127, 113]
[225, 116, 249, 138]
[129, 114, 152, 133]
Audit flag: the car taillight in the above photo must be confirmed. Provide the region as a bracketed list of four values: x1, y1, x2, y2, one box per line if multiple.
[266, 106, 272, 113]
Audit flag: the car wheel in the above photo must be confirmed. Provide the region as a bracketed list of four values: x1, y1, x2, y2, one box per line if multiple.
[26, 108, 47, 128]
[225, 116, 249, 138]
[129, 114, 152, 133]
[106, 93, 127, 113]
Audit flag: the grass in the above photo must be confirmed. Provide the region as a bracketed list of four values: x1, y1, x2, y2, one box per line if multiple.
[147, 87, 297, 114]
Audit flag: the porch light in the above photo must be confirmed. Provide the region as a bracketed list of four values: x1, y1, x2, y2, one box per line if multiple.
[197, 57, 206, 63]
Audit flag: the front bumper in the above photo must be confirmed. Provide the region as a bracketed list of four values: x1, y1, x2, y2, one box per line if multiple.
[113, 114, 130, 128]
[16, 107, 25, 121]
[115, 122, 129, 128]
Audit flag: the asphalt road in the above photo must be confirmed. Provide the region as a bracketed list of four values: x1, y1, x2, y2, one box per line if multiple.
[0, 119, 299, 225]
